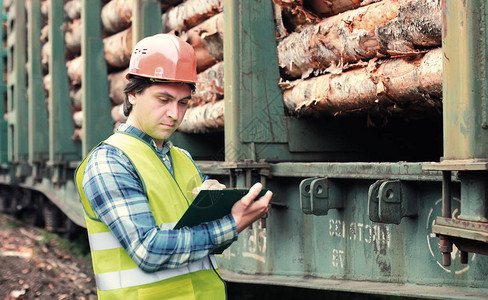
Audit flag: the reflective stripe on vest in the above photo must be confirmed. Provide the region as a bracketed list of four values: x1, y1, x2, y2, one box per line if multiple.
[88, 223, 177, 252]
[96, 256, 218, 291]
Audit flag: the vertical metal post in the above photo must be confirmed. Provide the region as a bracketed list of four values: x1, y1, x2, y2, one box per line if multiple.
[132, 0, 163, 46]
[223, 0, 287, 163]
[81, 0, 113, 157]
[458, 172, 488, 222]
[442, 0, 488, 219]
[437, 0, 488, 262]
[27, 0, 49, 164]
[223, 0, 250, 162]
[442, 172, 452, 220]
[6, 0, 28, 178]
[440, 171, 452, 266]
[48, 0, 80, 163]
[0, 0, 8, 164]
[442, 0, 488, 160]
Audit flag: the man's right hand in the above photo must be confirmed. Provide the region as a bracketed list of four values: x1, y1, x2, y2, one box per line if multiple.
[192, 179, 226, 199]
[231, 182, 272, 233]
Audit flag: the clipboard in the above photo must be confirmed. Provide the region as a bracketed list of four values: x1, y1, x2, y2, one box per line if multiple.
[174, 188, 269, 254]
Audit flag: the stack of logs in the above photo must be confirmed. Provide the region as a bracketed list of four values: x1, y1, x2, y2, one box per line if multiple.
[40, 0, 442, 139]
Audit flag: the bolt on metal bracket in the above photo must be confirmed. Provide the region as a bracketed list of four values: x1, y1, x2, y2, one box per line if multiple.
[299, 177, 343, 215]
[368, 180, 418, 224]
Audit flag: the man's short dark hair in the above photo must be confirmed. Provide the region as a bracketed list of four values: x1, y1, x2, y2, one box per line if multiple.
[123, 75, 196, 116]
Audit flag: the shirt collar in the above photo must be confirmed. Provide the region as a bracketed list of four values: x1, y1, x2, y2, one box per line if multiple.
[116, 123, 173, 154]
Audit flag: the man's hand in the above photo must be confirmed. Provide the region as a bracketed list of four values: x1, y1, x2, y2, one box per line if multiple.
[192, 179, 226, 199]
[231, 182, 272, 233]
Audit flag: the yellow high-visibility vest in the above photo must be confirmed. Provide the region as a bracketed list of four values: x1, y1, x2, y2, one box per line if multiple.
[75, 132, 225, 300]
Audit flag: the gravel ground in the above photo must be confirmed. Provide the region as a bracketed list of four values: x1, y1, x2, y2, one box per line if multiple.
[0, 213, 97, 300]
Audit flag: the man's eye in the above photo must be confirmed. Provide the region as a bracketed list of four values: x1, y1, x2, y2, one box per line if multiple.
[179, 100, 189, 106]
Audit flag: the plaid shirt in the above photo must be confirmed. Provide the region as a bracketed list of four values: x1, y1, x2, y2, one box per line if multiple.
[82, 123, 237, 272]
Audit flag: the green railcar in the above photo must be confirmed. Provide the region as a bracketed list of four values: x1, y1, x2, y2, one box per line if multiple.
[0, 0, 487, 299]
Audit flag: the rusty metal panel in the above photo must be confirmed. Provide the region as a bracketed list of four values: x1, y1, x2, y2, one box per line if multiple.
[217, 173, 488, 298]
[433, 217, 488, 243]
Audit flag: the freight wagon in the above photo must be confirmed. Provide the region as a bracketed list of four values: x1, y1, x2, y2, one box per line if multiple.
[0, 0, 487, 298]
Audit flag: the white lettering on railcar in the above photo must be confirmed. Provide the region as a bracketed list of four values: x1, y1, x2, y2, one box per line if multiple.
[332, 248, 344, 268]
[329, 219, 391, 250]
[241, 222, 266, 263]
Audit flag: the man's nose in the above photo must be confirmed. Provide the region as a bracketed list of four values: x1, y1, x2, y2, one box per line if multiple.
[167, 101, 179, 119]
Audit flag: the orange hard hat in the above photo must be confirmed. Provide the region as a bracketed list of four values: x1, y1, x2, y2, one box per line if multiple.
[126, 34, 200, 83]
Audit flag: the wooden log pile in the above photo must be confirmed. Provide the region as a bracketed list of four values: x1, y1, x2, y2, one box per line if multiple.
[178, 100, 224, 133]
[103, 27, 133, 70]
[283, 48, 442, 115]
[36, 0, 444, 140]
[162, 0, 222, 33]
[65, 0, 134, 139]
[276, 0, 442, 117]
[277, 0, 441, 79]
[182, 12, 224, 72]
[62, 0, 83, 140]
[193, 62, 224, 106]
[101, 0, 132, 35]
[163, 0, 226, 133]
[60, 0, 228, 136]
[108, 68, 129, 106]
[176, 0, 443, 132]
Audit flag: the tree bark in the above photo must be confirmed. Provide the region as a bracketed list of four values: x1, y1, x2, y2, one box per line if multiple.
[103, 27, 132, 69]
[41, 25, 48, 45]
[66, 56, 82, 86]
[65, 19, 81, 58]
[101, 0, 132, 35]
[178, 100, 224, 133]
[193, 62, 224, 106]
[73, 104, 127, 128]
[41, 40, 50, 75]
[305, 0, 382, 17]
[72, 128, 82, 141]
[184, 12, 224, 67]
[194, 45, 217, 74]
[73, 110, 83, 128]
[108, 68, 128, 105]
[283, 47, 442, 116]
[161, 0, 184, 5]
[111, 104, 128, 123]
[43, 74, 50, 98]
[40, 0, 49, 26]
[278, 0, 441, 79]
[273, 0, 384, 35]
[162, 0, 222, 33]
[70, 87, 82, 111]
[272, 0, 319, 34]
[64, 0, 81, 21]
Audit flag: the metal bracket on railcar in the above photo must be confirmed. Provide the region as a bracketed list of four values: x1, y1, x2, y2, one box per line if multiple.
[423, 164, 488, 266]
[221, 159, 279, 228]
[31, 161, 46, 184]
[299, 177, 343, 215]
[367, 180, 418, 224]
[13, 160, 30, 183]
[48, 161, 69, 186]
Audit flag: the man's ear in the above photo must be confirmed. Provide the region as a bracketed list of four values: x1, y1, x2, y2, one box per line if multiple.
[128, 93, 136, 104]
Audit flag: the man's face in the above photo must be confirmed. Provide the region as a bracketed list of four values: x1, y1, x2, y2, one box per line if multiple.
[127, 82, 191, 147]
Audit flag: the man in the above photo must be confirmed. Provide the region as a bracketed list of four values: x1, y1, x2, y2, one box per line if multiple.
[75, 34, 272, 299]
